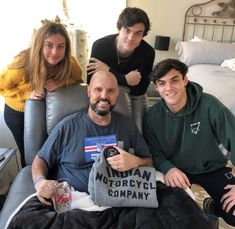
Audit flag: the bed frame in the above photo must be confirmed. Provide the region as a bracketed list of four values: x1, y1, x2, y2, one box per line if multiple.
[183, 0, 235, 42]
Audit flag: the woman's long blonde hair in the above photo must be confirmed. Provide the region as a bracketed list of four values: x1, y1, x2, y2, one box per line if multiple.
[9, 22, 72, 91]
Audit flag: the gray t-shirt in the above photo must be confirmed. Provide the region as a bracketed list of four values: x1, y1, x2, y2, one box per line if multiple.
[38, 111, 151, 192]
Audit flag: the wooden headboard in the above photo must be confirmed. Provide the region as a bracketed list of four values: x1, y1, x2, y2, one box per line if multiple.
[183, 0, 235, 42]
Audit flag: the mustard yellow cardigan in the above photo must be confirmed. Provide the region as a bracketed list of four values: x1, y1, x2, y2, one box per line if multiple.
[0, 56, 83, 112]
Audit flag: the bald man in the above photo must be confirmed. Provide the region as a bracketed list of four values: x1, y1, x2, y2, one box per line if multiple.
[32, 70, 152, 206]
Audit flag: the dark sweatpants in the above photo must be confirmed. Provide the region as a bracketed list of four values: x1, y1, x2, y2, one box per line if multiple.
[4, 104, 25, 167]
[187, 166, 235, 226]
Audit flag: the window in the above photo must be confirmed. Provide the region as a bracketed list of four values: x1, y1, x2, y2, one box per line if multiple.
[0, 0, 126, 69]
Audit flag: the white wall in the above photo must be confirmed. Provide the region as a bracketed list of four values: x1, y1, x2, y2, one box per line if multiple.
[127, 0, 209, 64]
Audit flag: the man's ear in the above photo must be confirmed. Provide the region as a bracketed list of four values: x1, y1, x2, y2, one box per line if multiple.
[87, 85, 91, 97]
[116, 87, 120, 96]
[154, 83, 159, 92]
[184, 75, 189, 86]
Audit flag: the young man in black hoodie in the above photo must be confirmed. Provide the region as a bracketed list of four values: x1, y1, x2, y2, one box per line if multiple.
[144, 58, 235, 227]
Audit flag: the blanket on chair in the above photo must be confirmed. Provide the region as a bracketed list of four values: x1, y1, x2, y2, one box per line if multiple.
[6, 182, 215, 229]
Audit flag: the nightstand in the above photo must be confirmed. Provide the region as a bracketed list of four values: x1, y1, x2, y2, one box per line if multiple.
[0, 148, 19, 194]
[0, 148, 19, 171]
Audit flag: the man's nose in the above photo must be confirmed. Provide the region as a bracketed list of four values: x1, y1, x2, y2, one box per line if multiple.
[165, 82, 172, 90]
[100, 90, 108, 98]
[127, 32, 135, 40]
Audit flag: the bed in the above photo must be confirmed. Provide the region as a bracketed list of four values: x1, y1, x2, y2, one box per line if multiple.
[175, 0, 235, 115]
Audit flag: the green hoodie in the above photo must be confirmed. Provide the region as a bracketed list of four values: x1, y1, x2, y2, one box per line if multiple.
[143, 81, 235, 174]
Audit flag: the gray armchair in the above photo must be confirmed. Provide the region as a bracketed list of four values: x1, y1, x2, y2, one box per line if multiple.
[0, 83, 132, 229]
[0, 84, 216, 229]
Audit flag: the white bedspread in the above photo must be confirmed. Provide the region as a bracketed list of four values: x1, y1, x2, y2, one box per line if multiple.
[188, 64, 235, 115]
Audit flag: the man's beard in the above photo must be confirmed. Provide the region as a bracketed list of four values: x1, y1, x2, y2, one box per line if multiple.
[90, 98, 116, 116]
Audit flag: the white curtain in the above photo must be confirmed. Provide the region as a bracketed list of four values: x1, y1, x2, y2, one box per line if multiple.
[65, 0, 126, 48]
[0, 0, 62, 69]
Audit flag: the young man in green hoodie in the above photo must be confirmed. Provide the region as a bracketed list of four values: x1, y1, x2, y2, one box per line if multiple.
[143, 58, 235, 227]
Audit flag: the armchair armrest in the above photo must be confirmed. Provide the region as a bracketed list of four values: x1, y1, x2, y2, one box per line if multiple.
[24, 99, 47, 165]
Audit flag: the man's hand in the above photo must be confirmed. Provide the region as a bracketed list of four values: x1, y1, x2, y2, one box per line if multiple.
[164, 167, 190, 190]
[125, 70, 141, 86]
[35, 179, 56, 206]
[106, 146, 141, 171]
[87, 57, 110, 76]
[221, 184, 235, 215]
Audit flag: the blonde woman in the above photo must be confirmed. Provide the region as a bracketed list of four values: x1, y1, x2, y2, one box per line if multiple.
[0, 21, 83, 167]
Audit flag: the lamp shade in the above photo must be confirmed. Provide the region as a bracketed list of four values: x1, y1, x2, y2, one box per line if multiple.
[154, 35, 170, 51]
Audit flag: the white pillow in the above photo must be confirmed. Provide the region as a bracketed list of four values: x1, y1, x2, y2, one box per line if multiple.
[190, 35, 208, 42]
[175, 41, 235, 66]
[221, 57, 235, 71]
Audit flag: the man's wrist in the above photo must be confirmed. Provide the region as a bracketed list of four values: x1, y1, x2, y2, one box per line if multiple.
[133, 156, 141, 168]
[33, 175, 46, 186]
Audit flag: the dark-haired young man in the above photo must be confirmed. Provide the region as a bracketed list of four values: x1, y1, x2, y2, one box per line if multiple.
[143, 58, 235, 227]
[87, 7, 155, 132]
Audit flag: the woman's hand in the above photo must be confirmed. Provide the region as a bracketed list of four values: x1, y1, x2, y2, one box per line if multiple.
[29, 89, 46, 100]
[45, 79, 63, 91]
